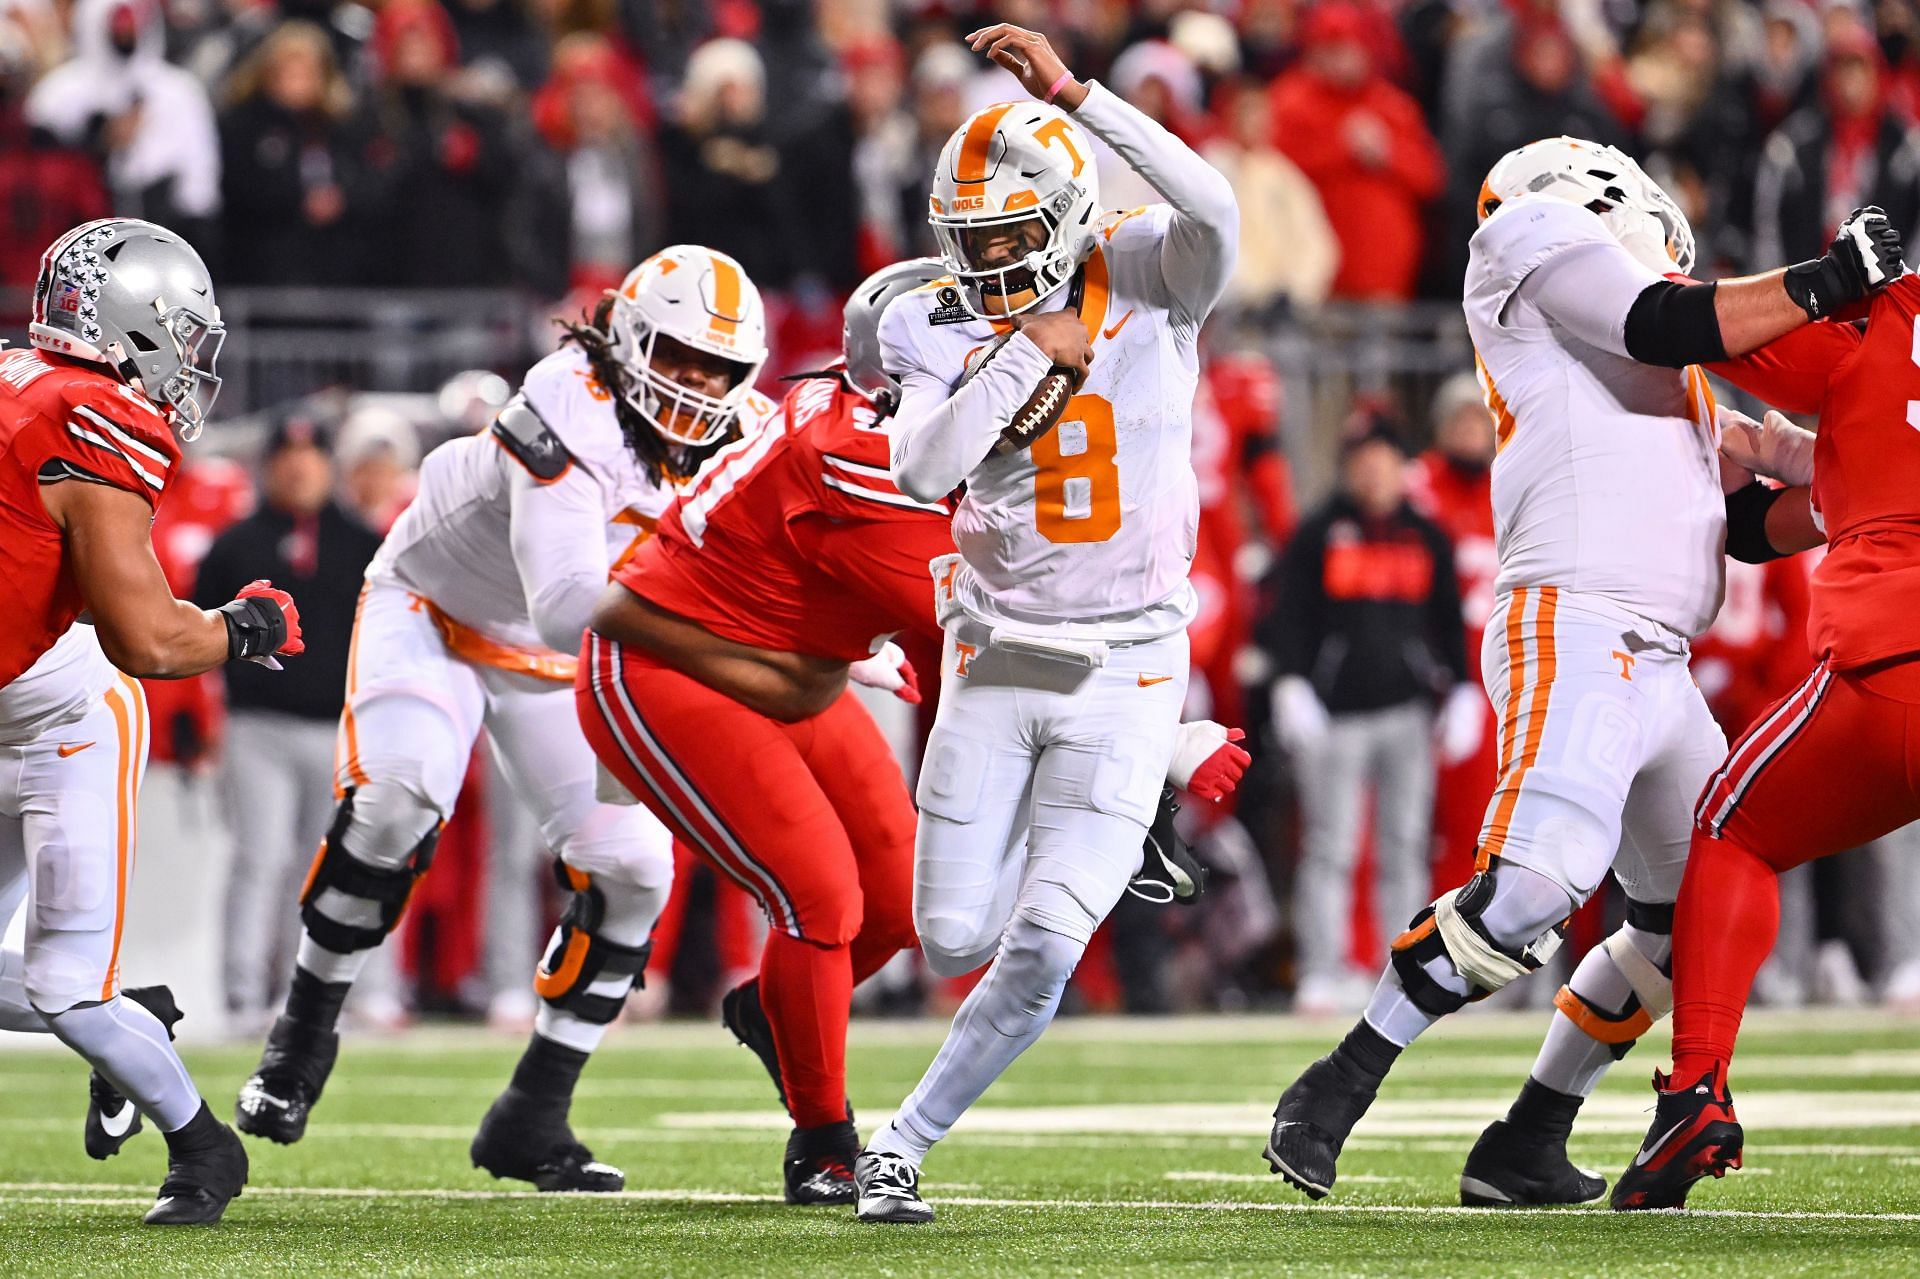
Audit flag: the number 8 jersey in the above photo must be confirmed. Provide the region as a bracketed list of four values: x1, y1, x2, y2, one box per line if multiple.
[881, 81, 1238, 638]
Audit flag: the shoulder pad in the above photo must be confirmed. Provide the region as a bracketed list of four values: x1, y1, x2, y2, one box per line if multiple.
[1471, 197, 1615, 299]
[519, 346, 622, 465]
[491, 394, 575, 482]
[735, 388, 780, 438]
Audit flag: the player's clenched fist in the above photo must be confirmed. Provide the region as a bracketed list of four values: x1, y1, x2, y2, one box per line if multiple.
[1014, 309, 1093, 384]
[1785, 205, 1907, 319]
[218, 578, 304, 663]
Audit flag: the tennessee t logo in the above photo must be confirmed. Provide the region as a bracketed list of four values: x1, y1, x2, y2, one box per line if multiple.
[954, 643, 977, 678]
[1611, 649, 1636, 681]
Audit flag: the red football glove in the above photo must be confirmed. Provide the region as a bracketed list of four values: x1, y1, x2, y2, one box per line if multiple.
[221, 578, 304, 663]
[1168, 722, 1251, 802]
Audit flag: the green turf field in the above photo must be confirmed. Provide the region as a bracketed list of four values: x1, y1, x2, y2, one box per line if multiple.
[3, 1009, 1918, 1276]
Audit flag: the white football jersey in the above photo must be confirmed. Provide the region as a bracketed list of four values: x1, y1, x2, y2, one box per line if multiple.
[368, 344, 776, 653]
[1464, 197, 1726, 638]
[882, 212, 1201, 633]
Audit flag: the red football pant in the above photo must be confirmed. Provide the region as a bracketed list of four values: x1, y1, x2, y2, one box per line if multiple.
[577, 636, 918, 1127]
[1673, 658, 1920, 1082]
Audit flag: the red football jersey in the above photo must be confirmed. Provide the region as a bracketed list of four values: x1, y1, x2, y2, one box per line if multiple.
[1711, 274, 1920, 668]
[622, 372, 954, 662]
[0, 346, 181, 688]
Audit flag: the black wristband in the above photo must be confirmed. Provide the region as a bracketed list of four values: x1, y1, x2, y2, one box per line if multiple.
[217, 596, 287, 660]
[1724, 481, 1787, 564]
[1782, 255, 1862, 320]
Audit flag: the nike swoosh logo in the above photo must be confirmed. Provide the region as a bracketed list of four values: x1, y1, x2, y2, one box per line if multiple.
[1635, 1118, 1690, 1166]
[57, 741, 95, 758]
[1102, 310, 1135, 341]
[99, 1100, 137, 1138]
[1137, 674, 1173, 687]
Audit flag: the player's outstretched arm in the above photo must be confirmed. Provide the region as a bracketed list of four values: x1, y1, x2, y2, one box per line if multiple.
[46, 480, 302, 678]
[1706, 206, 1904, 356]
[969, 22, 1239, 322]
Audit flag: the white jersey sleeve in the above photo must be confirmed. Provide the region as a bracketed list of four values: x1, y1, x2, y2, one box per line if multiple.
[507, 462, 609, 654]
[1070, 80, 1238, 327]
[1473, 197, 1664, 356]
[882, 291, 1053, 504]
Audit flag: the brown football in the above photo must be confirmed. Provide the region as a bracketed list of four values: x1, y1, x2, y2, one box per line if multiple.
[994, 365, 1079, 454]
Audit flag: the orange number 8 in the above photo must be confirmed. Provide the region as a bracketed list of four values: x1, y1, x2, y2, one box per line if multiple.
[1031, 393, 1121, 543]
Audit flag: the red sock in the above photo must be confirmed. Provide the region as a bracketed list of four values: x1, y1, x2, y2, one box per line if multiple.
[759, 931, 852, 1128]
[1670, 829, 1782, 1085]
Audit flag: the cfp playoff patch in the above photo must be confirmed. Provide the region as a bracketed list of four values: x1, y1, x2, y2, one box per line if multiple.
[926, 284, 973, 327]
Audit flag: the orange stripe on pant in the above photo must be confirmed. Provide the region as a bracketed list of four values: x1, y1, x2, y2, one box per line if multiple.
[98, 678, 142, 1000]
[335, 587, 372, 794]
[1478, 586, 1559, 870]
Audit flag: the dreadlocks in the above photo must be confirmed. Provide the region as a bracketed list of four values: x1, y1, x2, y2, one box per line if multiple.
[557, 295, 734, 485]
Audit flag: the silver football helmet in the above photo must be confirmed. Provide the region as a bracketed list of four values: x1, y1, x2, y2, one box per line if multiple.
[30, 219, 225, 441]
[842, 256, 949, 413]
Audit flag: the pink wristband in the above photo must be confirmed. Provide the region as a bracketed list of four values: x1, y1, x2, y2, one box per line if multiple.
[1044, 72, 1074, 104]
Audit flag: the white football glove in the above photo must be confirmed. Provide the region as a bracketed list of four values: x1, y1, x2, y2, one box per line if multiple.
[1717, 405, 1815, 488]
[1167, 719, 1252, 802]
[848, 641, 921, 704]
[1435, 684, 1487, 766]
[1271, 676, 1330, 757]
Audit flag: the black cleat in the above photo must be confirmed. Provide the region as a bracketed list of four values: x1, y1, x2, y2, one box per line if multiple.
[471, 1086, 625, 1193]
[1612, 1069, 1743, 1211]
[720, 979, 789, 1112]
[234, 1015, 338, 1144]
[855, 1149, 934, 1223]
[1129, 786, 1207, 906]
[144, 1110, 248, 1226]
[784, 1119, 860, 1205]
[85, 985, 183, 1160]
[1460, 1117, 1606, 1206]
[1263, 1053, 1382, 1199]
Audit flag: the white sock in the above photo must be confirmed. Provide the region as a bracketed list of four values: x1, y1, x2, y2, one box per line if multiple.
[1530, 924, 1670, 1097]
[294, 935, 374, 985]
[872, 916, 1084, 1168]
[0, 939, 49, 1032]
[44, 995, 202, 1130]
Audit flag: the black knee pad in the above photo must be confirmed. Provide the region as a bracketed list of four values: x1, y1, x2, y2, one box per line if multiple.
[534, 862, 651, 1024]
[1388, 906, 1473, 1017]
[298, 789, 442, 954]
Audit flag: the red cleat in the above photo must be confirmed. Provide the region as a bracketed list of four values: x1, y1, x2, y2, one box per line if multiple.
[1611, 1069, 1744, 1211]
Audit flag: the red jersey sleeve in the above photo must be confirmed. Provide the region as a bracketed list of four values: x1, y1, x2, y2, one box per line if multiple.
[47, 381, 181, 508]
[1707, 319, 1861, 415]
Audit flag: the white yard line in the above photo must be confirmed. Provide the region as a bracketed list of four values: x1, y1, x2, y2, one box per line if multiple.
[0, 1181, 1897, 1222]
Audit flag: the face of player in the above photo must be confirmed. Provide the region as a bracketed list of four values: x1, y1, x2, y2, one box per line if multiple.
[959, 217, 1048, 316]
[646, 333, 746, 436]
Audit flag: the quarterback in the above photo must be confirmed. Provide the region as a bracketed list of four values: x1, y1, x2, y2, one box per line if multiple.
[853, 23, 1239, 1223]
[235, 246, 775, 1192]
[1, 219, 304, 1224]
[1263, 137, 1904, 1207]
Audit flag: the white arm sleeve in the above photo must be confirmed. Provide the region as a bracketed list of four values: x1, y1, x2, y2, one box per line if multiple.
[1513, 237, 1665, 358]
[888, 330, 1054, 503]
[508, 465, 611, 654]
[1071, 80, 1239, 324]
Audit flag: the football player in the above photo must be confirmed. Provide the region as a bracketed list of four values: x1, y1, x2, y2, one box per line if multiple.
[1613, 267, 1920, 1210]
[234, 246, 777, 1193]
[852, 24, 1241, 1224]
[1, 219, 304, 1224]
[1262, 136, 1903, 1207]
[581, 257, 1251, 1204]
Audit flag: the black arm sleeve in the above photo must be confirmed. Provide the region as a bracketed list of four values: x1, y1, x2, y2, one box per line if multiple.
[1724, 481, 1787, 564]
[1623, 280, 1727, 368]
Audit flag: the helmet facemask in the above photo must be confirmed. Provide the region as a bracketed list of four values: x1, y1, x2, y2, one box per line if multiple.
[932, 185, 1089, 319]
[608, 296, 762, 448]
[139, 302, 224, 442]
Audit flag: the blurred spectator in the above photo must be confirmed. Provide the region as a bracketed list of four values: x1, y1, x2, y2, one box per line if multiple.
[1202, 75, 1338, 313]
[1271, 1, 1443, 302]
[657, 37, 806, 288]
[1261, 424, 1464, 1013]
[193, 415, 383, 1024]
[335, 403, 422, 531]
[217, 20, 379, 285]
[362, 0, 570, 293]
[446, 0, 551, 91]
[25, 0, 220, 245]
[0, 18, 109, 289]
[846, 36, 915, 271]
[1103, 38, 1209, 211]
[1753, 18, 1920, 267]
[532, 32, 663, 290]
[1406, 373, 1499, 896]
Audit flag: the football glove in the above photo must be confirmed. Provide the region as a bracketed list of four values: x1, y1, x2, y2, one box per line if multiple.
[1783, 205, 1905, 319]
[1717, 405, 1815, 488]
[1167, 720, 1251, 802]
[218, 579, 303, 666]
[848, 641, 920, 704]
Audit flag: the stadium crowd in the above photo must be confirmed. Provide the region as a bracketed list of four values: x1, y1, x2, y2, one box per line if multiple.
[7, 0, 1920, 1024]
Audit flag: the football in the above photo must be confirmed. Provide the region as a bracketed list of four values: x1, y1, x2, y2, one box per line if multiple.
[994, 363, 1080, 454]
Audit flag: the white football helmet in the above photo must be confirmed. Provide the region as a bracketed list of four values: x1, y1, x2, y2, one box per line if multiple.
[928, 100, 1101, 318]
[1478, 136, 1695, 276]
[607, 245, 768, 447]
